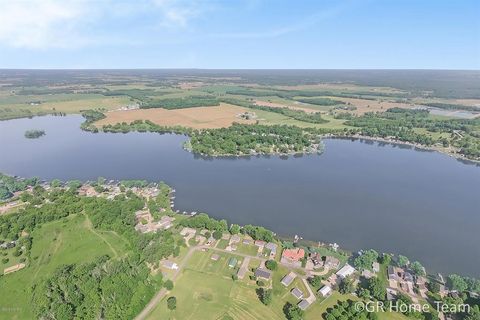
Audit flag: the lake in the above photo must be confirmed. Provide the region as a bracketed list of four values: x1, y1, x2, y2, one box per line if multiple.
[1, 115, 479, 277]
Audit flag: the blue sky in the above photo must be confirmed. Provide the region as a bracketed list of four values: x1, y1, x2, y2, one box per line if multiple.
[0, 0, 479, 69]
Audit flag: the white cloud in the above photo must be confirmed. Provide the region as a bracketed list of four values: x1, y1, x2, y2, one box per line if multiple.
[153, 0, 203, 28]
[0, 0, 207, 49]
[0, 0, 92, 49]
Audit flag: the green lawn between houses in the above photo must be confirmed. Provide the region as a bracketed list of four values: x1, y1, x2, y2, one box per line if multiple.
[147, 249, 412, 320]
[0, 214, 129, 320]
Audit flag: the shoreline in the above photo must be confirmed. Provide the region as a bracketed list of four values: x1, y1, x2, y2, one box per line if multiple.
[2, 113, 479, 163]
[324, 133, 480, 165]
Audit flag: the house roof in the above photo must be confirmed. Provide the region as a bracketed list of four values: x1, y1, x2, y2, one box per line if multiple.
[291, 288, 304, 299]
[318, 285, 332, 296]
[254, 240, 266, 246]
[265, 242, 277, 251]
[228, 257, 237, 267]
[336, 264, 355, 278]
[254, 268, 272, 280]
[281, 272, 297, 286]
[298, 299, 310, 310]
[282, 248, 305, 262]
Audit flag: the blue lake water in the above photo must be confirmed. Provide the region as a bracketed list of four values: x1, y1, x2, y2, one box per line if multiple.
[1, 115, 479, 277]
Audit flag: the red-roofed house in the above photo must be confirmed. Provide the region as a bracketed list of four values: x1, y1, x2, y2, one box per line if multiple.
[281, 248, 305, 266]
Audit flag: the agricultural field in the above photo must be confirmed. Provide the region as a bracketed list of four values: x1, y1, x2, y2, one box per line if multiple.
[0, 214, 129, 320]
[96, 103, 256, 129]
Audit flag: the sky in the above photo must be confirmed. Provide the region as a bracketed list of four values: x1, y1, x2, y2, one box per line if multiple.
[0, 0, 479, 69]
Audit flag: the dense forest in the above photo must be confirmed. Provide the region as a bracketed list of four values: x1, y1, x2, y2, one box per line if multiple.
[335, 108, 480, 159]
[189, 124, 322, 156]
[32, 255, 156, 320]
[140, 95, 220, 109]
[80, 110, 106, 132]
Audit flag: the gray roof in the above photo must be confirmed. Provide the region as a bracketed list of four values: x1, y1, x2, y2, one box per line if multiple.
[298, 299, 310, 310]
[281, 272, 296, 286]
[291, 288, 304, 299]
[265, 242, 277, 251]
[254, 268, 272, 280]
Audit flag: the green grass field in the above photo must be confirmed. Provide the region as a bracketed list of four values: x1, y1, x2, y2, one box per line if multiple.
[0, 214, 129, 320]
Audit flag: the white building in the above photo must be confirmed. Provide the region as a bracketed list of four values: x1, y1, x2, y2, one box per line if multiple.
[318, 285, 332, 297]
[336, 264, 356, 279]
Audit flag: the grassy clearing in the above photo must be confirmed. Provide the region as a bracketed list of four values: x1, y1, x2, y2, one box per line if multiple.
[0, 214, 129, 320]
[147, 269, 283, 320]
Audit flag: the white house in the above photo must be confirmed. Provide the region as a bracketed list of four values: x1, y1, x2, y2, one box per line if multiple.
[336, 264, 356, 279]
[318, 285, 332, 297]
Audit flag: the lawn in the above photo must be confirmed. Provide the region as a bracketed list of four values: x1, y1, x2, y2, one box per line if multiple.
[0, 214, 129, 320]
[147, 269, 284, 320]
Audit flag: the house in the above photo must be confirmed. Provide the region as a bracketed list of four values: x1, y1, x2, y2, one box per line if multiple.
[206, 236, 216, 246]
[180, 227, 196, 236]
[318, 285, 332, 297]
[388, 266, 398, 281]
[403, 271, 414, 283]
[162, 261, 178, 270]
[281, 271, 297, 287]
[298, 299, 310, 311]
[157, 215, 175, 230]
[228, 257, 238, 268]
[336, 264, 355, 279]
[310, 252, 323, 268]
[211, 254, 220, 261]
[416, 276, 427, 291]
[291, 288, 304, 300]
[362, 269, 375, 279]
[242, 238, 253, 245]
[281, 248, 305, 265]
[265, 242, 278, 258]
[254, 240, 266, 247]
[324, 256, 340, 270]
[254, 268, 272, 280]
[230, 234, 241, 244]
[372, 262, 380, 273]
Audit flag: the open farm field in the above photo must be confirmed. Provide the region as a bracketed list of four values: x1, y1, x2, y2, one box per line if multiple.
[96, 103, 256, 129]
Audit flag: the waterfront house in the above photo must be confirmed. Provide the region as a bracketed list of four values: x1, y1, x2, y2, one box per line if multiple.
[281, 248, 305, 266]
[291, 288, 304, 300]
[336, 264, 356, 279]
[388, 266, 398, 281]
[254, 268, 272, 280]
[318, 285, 332, 297]
[265, 242, 278, 258]
[254, 240, 266, 247]
[324, 256, 340, 270]
[281, 271, 297, 287]
[180, 227, 196, 236]
[230, 234, 241, 245]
